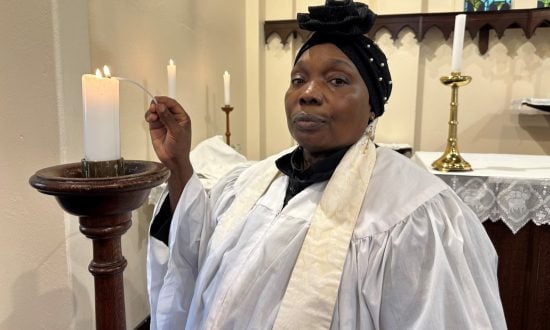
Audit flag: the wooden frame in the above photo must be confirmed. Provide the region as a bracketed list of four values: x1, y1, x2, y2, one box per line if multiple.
[264, 8, 550, 54]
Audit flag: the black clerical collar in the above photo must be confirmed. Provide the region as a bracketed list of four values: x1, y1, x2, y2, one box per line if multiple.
[275, 145, 350, 206]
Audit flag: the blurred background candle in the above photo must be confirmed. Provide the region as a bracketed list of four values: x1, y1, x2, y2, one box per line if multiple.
[81, 66, 120, 161]
[223, 70, 231, 106]
[451, 14, 466, 72]
[167, 58, 176, 98]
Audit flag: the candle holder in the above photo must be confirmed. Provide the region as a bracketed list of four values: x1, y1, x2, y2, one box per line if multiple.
[221, 105, 234, 145]
[82, 158, 125, 178]
[431, 72, 473, 172]
[29, 160, 169, 330]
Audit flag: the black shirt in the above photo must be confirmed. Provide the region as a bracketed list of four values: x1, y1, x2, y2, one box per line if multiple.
[152, 145, 350, 246]
[275, 146, 350, 207]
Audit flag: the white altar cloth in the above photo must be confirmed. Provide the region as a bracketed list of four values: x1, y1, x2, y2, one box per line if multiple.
[413, 152, 550, 233]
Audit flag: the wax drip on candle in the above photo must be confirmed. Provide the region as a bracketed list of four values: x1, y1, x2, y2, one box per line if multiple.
[101, 65, 158, 104]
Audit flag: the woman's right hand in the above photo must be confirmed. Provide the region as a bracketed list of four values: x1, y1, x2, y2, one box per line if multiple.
[145, 96, 193, 211]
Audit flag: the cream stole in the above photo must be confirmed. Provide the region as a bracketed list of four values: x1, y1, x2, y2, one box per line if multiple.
[210, 135, 376, 329]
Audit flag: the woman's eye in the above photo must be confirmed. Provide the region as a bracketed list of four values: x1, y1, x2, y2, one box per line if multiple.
[330, 78, 347, 86]
[291, 77, 305, 85]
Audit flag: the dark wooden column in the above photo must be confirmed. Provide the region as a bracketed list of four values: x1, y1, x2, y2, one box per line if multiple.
[483, 221, 550, 330]
[80, 213, 131, 329]
[30, 161, 169, 330]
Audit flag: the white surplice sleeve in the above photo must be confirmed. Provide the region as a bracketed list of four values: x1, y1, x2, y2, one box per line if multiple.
[356, 189, 506, 329]
[147, 164, 248, 330]
[146, 186, 170, 328]
[147, 174, 209, 329]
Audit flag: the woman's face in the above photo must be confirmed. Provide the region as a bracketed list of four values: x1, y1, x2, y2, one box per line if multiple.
[284, 43, 372, 154]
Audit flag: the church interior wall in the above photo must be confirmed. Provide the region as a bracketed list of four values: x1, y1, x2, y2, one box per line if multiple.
[0, 1, 75, 329]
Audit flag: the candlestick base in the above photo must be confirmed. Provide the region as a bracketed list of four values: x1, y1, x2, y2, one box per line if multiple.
[432, 72, 473, 172]
[432, 149, 472, 172]
[82, 158, 125, 178]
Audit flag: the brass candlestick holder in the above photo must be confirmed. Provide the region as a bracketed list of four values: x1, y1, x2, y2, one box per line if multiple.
[29, 160, 169, 330]
[221, 105, 234, 145]
[431, 72, 472, 172]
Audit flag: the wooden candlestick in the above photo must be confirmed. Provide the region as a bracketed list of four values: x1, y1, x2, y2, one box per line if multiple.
[29, 160, 169, 330]
[221, 105, 234, 145]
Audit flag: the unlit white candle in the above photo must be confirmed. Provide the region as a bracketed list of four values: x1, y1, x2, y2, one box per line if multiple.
[167, 58, 176, 98]
[82, 67, 120, 161]
[451, 14, 466, 72]
[223, 70, 231, 106]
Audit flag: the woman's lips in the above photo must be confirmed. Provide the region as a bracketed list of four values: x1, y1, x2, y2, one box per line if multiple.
[292, 112, 327, 131]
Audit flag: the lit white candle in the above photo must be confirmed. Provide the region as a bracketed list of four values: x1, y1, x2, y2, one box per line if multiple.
[451, 14, 467, 72]
[223, 70, 231, 106]
[81, 66, 120, 161]
[167, 58, 176, 98]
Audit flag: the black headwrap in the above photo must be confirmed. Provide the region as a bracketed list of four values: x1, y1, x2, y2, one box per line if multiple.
[295, 0, 392, 118]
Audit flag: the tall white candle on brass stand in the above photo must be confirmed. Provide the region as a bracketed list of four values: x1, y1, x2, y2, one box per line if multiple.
[451, 14, 466, 72]
[431, 13, 472, 172]
[167, 59, 176, 98]
[223, 70, 231, 105]
[82, 67, 120, 161]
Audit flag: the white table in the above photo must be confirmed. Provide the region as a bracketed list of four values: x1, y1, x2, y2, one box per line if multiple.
[413, 152, 550, 233]
[414, 151, 550, 329]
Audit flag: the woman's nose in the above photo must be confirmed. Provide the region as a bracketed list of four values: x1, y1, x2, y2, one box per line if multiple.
[299, 81, 323, 105]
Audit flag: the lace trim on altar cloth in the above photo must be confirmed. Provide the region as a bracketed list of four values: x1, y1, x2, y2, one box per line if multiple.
[436, 175, 550, 234]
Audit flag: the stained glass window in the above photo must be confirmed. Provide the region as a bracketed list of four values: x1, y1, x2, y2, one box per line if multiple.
[464, 0, 512, 11]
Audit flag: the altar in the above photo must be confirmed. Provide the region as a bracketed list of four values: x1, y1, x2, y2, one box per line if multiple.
[414, 152, 550, 330]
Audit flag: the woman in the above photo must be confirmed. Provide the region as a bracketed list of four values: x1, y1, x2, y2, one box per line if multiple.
[146, 1, 506, 329]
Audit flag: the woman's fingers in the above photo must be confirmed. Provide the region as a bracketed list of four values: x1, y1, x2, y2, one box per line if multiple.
[145, 102, 159, 122]
[156, 103, 182, 135]
[153, 96, 182, 111]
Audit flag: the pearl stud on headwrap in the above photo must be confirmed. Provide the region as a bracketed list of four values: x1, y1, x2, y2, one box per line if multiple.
[295, 0, 392, 119]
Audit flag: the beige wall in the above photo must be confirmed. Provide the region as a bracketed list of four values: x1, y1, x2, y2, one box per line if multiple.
[1, 0, 246, 329]
[0, 1, 75, 329]
[88, 0, 247, 159]
[255, 0, 550, 158]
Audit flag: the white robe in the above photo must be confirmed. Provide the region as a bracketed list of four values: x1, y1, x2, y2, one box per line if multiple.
[147, 147, 506, 329]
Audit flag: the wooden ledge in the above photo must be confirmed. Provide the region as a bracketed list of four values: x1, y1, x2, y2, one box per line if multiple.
[264, 8, 550, 54]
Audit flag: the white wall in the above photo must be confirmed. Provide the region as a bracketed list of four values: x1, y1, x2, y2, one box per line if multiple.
[88, 0, 247, 160]
[1, 0, 246, 329]
[0, 1, 76, 329]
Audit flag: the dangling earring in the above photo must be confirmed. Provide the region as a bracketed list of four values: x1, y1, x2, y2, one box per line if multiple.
[365, 115, 377, 141]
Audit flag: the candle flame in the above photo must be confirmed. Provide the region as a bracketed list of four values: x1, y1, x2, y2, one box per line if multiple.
[169, 59, 174, 66]
[103, 65, 112, 78]
[95, 68, 102, 78]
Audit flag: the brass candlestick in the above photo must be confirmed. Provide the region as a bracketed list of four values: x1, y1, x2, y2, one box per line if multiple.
[432, 72, 472, 172]
[221, 105, 234, 145]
